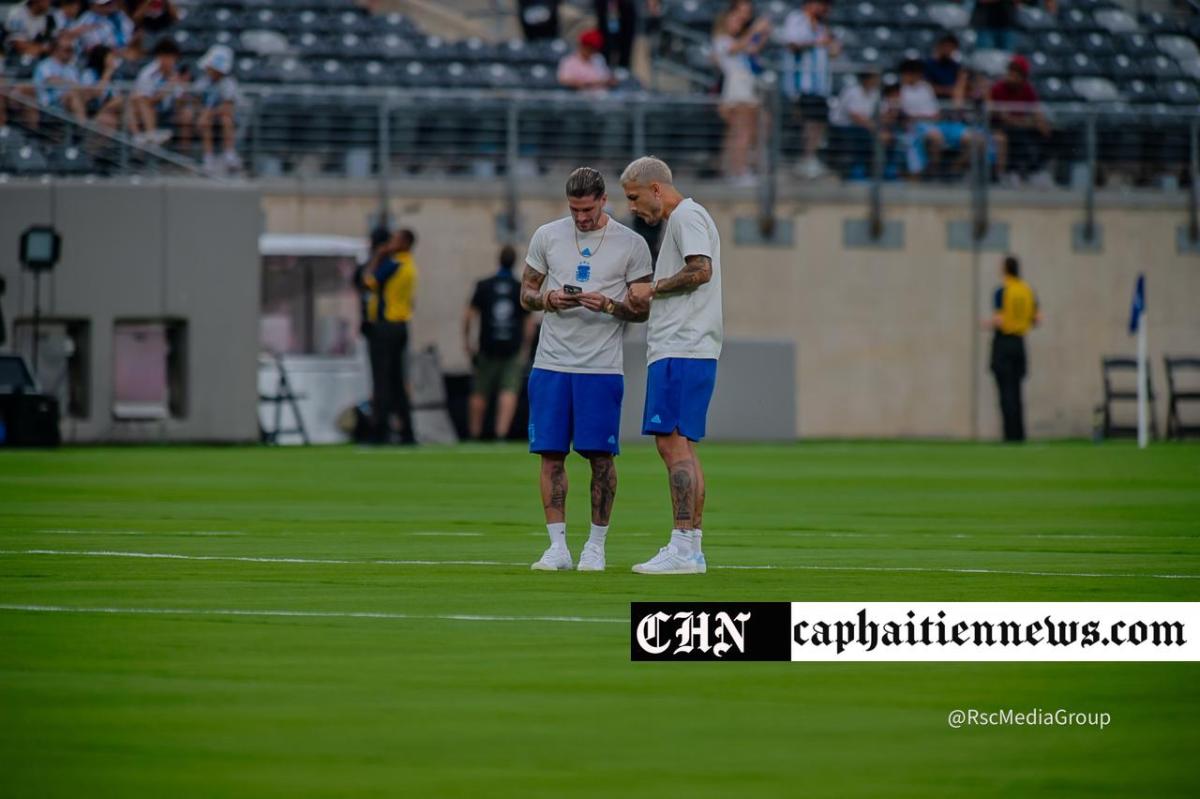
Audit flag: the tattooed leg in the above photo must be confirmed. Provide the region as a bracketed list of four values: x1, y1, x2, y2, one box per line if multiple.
[540, 453, 567, 524]
[587, 454, 617, 526]
[690, 442, 706, 530]
[656, 431, 696, 529]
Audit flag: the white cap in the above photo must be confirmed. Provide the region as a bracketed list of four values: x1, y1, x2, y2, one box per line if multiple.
[199, 44, 235, 75]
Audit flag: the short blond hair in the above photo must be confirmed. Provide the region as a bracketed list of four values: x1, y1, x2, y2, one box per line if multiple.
[620, 156, 673, 187]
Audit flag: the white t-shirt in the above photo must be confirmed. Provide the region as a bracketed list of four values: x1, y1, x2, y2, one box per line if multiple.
[194, 73, 239, 109]
[780, 10, 832, 98]
[714, 34, 757, 105]
[900, 81, 939, 120]
[5, 5, 55, 42]
[647, 198, 723, 364]
[830, 82, 879, 126]
[134, 60, 180, 100]
[526, 215, 653, 375]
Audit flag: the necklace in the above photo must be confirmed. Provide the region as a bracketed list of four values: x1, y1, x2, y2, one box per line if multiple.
[574, 216, 609, 258]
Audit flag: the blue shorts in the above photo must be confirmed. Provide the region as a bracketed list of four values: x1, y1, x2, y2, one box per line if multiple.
[642, 358, 718, 442]
[528, 368, 623, 455]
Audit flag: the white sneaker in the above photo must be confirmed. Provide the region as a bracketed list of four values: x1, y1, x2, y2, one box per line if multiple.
[577, 541, 605, 572]
[796, 157, 828, 180]
[202, 153, 222, 176]
[632, 544, 707, 575]
[222, 149, 243, 173]
[531, 544, 573, 571]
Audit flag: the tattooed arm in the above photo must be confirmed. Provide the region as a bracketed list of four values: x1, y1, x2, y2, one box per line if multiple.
[653, 254, 712, 297]
[626, 255, 712, 306]
[576, 277, 652, 322]
[520, 266, 577, 313]
[520, 265, 548, 312]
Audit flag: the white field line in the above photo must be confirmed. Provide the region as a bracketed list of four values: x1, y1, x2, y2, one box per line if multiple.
[27, 529, 245, 537]
[0, 604, 624, 624]
[785, 531, 1200, 542]
[0, 550, 526, 567]
[711, 565, 1200, 580]
[1, 548, 1198, 580]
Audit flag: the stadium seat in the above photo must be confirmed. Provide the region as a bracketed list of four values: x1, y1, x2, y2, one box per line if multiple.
[926, 3, 968, 31]
[1139, 11, 1184, 35]
[1162, 79, 1200, 106]
[1036, 75, 1079, 103]
[48, 145, 94, 175]
[1072, 76, 1121, 103]
[5, 143, 48, 174]
[1094, 7, 1140, 34]
[1156, 35, 1200, 64]
[241, 29, 290, 57]
[1017, 5, 1057, 31]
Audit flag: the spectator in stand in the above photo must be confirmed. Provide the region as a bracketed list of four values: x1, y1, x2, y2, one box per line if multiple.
[594, 0, 660, 69]
[924, 33, 965, 101]
[79, 43, 125, 134]
[53, 0, 90, 52]
[193, 44, 242, 175]
[131, 37, 191, 148]
[972, 0, 1018, 52]
[828, 70, 893, 179]
[127, 0, 178, 36]
[78, 0, 139, 60]
[898, 58, 982, 180]
[713, 1, 770, 185]
[5, 0, 57, 58]
[557, 29, 616, 91]
[781, 0, 841, 179]
[518, 0, 560, 42]
[33, 35, 85, 121]
[989, 55, 1053, 186]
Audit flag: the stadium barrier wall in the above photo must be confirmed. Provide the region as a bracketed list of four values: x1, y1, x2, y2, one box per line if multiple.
[0, 180, 262, 443]
[261, 179, 1199, 440]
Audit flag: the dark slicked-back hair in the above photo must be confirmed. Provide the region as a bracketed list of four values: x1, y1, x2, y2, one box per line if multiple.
[565, 167, 606, 200]
[499, 245, 516, 271]
[399, 229, 416, 249]
[1004, 255, 1020, 277]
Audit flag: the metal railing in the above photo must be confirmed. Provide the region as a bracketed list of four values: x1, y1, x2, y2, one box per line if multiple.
[3, 80, 1198, 247]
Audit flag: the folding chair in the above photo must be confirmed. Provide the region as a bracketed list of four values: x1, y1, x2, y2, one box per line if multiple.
[1095, 356, 1157, 440]
[1165, 356, 1200, 440]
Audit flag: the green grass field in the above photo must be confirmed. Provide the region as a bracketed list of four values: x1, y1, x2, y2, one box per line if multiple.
[1, 442, 1199, 797]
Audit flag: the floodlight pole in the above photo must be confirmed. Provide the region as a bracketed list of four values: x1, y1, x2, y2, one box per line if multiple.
[31, 270, 42, 373]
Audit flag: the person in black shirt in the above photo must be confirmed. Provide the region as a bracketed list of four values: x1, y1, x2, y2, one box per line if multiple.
[972, 0, 1017, 52]
[463, 245, 534, 440]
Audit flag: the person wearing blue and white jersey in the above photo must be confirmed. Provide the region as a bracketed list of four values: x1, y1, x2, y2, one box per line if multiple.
[79, 43, 124, 133]
[520, 167, 654, 573]
[131, 37, 191, 148]
[781, 0, 841, 179]
[192, 45, 242, 175]
[77, 0, 138, 59]
[622, 156, 722, 575]
[5, 0, 56, 58]
[33, 36, 84, 119]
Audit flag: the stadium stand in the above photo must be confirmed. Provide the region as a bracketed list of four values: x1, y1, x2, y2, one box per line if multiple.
[0, 0, 1197, 181]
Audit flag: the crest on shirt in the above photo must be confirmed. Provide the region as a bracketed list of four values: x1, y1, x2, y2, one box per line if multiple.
[576, 262, 591, 283]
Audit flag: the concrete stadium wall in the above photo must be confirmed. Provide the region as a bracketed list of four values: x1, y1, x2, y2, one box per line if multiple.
[0, 180, 262, 443]
[260, 179, 1199, 440]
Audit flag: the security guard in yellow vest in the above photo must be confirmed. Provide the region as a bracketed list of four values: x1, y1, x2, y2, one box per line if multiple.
[363, 229, 419, 444]
[986, 255, 1042, 442]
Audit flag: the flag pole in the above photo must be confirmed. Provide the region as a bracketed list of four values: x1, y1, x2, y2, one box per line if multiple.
[1137, 312, 1148, 450]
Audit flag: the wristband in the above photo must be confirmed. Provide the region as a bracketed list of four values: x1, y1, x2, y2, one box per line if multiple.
[604, 299, 616, 315]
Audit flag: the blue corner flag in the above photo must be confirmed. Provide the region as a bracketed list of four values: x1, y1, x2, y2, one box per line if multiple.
[1128, 274, 1145, 335]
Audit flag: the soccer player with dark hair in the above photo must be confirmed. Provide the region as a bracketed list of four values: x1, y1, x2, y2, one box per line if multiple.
[520, 167, 654, 572]
[623, 156, 723, 574]
[985, 254, 1042, 442]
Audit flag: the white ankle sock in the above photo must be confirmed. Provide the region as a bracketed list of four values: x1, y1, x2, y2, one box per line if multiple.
[691, 529, 703, 554]
[547, 523, 566, 548]
[588, 524, 608, 547]
[670, 529, 695, 554]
